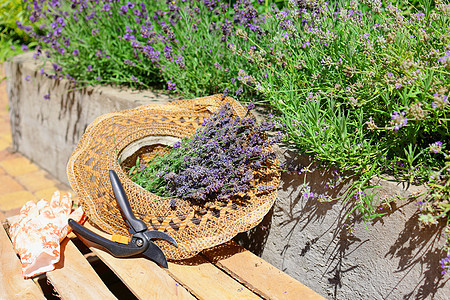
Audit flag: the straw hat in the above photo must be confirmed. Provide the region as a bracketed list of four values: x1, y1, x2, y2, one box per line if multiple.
[67, 95, 280, 260]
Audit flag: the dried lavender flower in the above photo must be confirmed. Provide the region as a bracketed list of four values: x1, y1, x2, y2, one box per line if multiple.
[131, 102, 280, 204]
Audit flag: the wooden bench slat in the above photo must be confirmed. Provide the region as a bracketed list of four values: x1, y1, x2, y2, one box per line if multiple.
[46, 238, 117, 300]
[0, 225, 46, 300]
[84, 223, 195, 300]
[3, 214, 323, 299]
[168, 256, 261, 300]
[202, 241, 325, 300]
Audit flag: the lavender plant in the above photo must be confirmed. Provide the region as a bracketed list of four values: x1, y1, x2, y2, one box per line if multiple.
[22, 0, 171, 87]
[0, 0, 37, 62]
[226, 0, 449, 218]
[130, 0, 269, 98]
[22, 0, 274, 96]
[130, 102, 282, 204]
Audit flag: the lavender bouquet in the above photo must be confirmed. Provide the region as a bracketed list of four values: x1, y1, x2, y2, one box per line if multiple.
[129, 102, 282, 205]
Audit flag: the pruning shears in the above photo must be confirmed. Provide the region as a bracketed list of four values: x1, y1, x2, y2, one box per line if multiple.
[68, 170, 177, 268]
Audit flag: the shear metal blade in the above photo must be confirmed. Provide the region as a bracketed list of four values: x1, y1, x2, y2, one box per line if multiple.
[144, 230, 178, 247]
[142, 241, 169, 268]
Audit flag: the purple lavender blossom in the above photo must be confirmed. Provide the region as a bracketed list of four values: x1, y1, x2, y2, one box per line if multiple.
[247, 102, 255, 111]
[441, 254, 450, 275]
[390, 111, 408, 132]
[172, 141, 183, 150]
[175, 56, 185, 69]
[164, 45, 173, 60]
[52, 63, 62, 72]
[124, 59, 136, 66]
[167, 80, 176, 90]
[429, 141, 443, 154]
[414, 12, 425, 21]
[123, 26, 135, 41]
[21, 44, 29, 51]
[72, 49, 80, 56]
[438, 50, 450, 68]
[432, 93, 449, 110]
[221, 87, 229, 100]
[415, 200, 426, 211]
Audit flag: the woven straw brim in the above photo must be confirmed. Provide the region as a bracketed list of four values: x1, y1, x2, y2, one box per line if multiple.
[67, 95, 280, 260]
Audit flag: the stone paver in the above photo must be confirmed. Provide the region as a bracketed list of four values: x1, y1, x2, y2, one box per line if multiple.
[0, 122, 11, 135]
[0, 133, 12, 143]
[4, 208, 21, 219]
[0, 139, 9, 151]
[0, 156, 40, 176]
[0, 175, 25, 194]
[15, 170, 61, 193]
[0, 190, 37, 211]
[0, 149, 21, 162]
[34, 186, 73, 201]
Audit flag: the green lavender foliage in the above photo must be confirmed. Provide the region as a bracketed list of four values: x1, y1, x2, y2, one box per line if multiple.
[0, 0, 37, 62]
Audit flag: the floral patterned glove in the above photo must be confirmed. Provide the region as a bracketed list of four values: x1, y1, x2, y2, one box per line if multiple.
[9, 191, 85, 278]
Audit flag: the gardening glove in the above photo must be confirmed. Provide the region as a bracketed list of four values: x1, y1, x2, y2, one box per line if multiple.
[9, 191, 85, 278]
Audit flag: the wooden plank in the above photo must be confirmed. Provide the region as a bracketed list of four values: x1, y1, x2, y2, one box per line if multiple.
[168, 256, 261, 300]
[0, 225, 45, 299]
[202, 241, 325, 300]
[83, 223, 195, 300]
[46, 237, 117, 300]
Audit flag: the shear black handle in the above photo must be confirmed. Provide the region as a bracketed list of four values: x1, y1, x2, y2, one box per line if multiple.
[68, 219, 144, 258]
[109, 170, 147, 233]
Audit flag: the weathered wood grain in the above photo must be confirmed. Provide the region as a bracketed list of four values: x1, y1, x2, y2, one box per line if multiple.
[0, 225, 45, 299]
[83, 223, 195, 300]
[202, 241, 325, 300]
[168, 256, 261, 300]
[46, 238, 117, 300]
